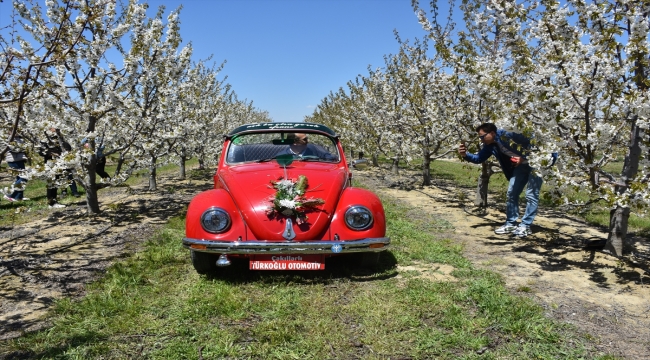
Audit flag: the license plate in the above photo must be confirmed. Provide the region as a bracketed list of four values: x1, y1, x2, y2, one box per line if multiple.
[249, 255, 325, 270]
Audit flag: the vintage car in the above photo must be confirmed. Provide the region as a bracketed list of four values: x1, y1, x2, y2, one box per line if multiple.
[182, 122, 390, 274]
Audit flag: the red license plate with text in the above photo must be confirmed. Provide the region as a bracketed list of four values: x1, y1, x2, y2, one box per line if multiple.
[249, 255, 325, 270]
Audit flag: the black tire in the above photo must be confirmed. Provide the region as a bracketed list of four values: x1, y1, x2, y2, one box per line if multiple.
[190, 251, 218, 274]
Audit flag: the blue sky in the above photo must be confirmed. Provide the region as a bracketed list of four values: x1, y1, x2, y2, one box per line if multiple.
[154, 0, 432, 122]
[1, 0, 444, 122]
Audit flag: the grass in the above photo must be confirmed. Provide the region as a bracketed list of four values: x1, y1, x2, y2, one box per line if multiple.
[0, 182, 600, 359]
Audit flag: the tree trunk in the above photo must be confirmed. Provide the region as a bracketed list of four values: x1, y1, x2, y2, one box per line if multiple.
[475, 162, 493, 208]
[179, 146, 187, 179]
[84, 156, 101, 214]
[85, 182, 101, 214]
[179, 157, 186, 179]
[149, 156, 157, 191]
[391, 156, 399, 174]
[606, 207, 630, 256]
[198, 154, 205, 170]
[372, 153, 379, 167]
[605, 122, 642, 256]
[421, 131, 433, 186]
[422, 154, 431, 186]
[115, 152, 126, 177]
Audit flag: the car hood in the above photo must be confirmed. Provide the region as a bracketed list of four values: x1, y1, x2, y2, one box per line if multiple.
[219, 162, 347, 240]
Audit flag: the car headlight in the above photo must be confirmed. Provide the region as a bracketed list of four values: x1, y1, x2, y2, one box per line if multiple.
[344, 206, 373, 230]
[200, 208, 231, 233]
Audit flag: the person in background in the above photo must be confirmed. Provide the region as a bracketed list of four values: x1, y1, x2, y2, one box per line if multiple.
[53, 130, 80, 198]
[4, 134, 30, 202]
[60, 171, 80, 198]
[39, 128, 70, 208]
[82, 136, 110, 181]
[458, 122, 543, 238]
[276, 133, 335, 160]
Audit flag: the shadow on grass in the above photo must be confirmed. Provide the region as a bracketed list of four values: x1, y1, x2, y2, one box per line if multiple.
[187, 168, 214, 181]
[1, 332, 104, 360]
[201, 251, 399, 285]
[0, 175, 207, 341]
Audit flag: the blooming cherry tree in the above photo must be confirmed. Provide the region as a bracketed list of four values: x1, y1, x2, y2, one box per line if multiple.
[414, 0, 650, 254]
[2, 0, 272, 214]
[1, 0, 88, 164]
[17, 0, 148, 213]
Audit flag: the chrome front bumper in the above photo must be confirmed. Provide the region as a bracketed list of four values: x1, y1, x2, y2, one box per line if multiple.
[182, 237, 390, 255]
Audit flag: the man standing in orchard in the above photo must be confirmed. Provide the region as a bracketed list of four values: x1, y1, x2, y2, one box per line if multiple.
[458, 123, 543, 237]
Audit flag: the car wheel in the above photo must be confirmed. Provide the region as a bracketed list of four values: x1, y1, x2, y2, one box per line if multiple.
[190, 250, 218, 274]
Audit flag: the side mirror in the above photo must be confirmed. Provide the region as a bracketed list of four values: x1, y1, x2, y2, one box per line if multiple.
[351, 159, 369, 170]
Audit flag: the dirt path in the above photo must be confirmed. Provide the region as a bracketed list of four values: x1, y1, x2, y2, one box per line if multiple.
[356, 168, 650, 359]
[1, 167, 649, 358]
[0, 172, 213, 340]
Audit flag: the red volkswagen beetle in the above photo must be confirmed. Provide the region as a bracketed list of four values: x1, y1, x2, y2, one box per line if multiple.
[183, 122, 390, 274]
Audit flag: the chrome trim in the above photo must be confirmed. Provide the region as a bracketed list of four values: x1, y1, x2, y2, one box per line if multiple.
[183, 237, 390, 255]
[216, 254, 231, 267]
[282, 218, 296, 240]
[351, 158, 369, 169]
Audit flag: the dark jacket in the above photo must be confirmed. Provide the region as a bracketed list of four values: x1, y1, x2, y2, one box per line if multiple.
[277, 144, 336, 161]
[39, 137, 71, 162]
[463, 129, 531, 180]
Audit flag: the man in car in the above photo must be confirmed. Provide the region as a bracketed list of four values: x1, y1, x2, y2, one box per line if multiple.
[277, 133, 335, 160]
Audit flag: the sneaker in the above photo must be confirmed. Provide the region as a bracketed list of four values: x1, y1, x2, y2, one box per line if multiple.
[20, 197, 30, 201]
[73, 193, 81, 198]
[512, 225, 532, 237]
[3, 194, 16, 202]
[495, 224, 517, 234]
[49, 203, 66, 209]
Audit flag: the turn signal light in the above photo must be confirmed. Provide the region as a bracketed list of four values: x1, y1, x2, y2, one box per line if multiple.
[190, 244, 207, 250]
[369, 243, 384, 249]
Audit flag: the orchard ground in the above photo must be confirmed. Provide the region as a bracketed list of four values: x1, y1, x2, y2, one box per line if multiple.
[0, 166, 649, 358]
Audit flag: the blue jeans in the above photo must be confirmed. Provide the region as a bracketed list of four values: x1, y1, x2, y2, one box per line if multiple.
[7, 161, 27, 200]
[505, 164, 543, 227]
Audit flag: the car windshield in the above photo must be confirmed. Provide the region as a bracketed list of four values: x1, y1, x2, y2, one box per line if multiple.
[226, 132, 340, 164]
